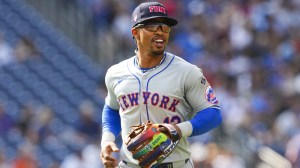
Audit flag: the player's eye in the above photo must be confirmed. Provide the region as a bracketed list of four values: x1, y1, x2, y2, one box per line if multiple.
[145, 25, 171, 33]
[135, 23, 171, 33]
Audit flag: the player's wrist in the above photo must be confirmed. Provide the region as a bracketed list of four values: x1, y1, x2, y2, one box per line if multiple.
[172, 124, 182, 138]
[176, 121, 193, 137]
[101, 131, 116, 148]
[158, 123, 181, 141]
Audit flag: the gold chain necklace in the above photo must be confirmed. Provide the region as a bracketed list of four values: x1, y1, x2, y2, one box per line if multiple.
[135, 53, 166, 73]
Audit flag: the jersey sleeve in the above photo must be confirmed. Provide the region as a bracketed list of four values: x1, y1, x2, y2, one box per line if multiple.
[184, 65, 220, 114]
[104, 67, 120, 110]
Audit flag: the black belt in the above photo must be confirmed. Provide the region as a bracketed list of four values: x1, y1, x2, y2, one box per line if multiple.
[123, 158, 189, 168]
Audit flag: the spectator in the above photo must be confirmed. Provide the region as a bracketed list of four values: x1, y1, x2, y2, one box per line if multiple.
[0, 32, 15, 66]
[75, 101, 100, 143]
[12, 143, 38, 168]
[285, 133, 300, 167]
[35, 106, 55, 143]
[0, 102, 15, 136]
[210, 147, 246, 168]
[81, 143, 103, 168]
[59, 149, 84, 168]
[0, 151, 11, 168]
[60, 142, 103, 168]
[17, 104, 35, 136]
[91, 0, 115, 33]
[14, 36, 39, 63]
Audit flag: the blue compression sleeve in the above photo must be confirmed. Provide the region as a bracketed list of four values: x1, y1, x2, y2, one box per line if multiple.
[102, 104, 121, 137]
[190, 107, 222, 136]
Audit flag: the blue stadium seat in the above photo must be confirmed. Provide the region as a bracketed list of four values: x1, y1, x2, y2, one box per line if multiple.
[5, 128, 23, 146]
[36, 149, 55, 168]
[3, 146, 17, 161]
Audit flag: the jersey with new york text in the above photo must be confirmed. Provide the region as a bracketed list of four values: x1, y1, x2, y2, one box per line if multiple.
[104, 52, 219, 165]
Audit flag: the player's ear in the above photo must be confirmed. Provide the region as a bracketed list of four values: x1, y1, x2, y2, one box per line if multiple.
[132, 28, 140, 40]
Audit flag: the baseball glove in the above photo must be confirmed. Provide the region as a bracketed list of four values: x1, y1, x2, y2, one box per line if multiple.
[125, 121, 181, 168]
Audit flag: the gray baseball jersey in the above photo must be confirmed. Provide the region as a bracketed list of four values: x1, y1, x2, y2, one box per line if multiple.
[105, 52, 219, 164]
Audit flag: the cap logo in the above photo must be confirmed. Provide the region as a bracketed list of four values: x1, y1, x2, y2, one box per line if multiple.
[149, 6, 166, 14]
[133, 15, 137, 22]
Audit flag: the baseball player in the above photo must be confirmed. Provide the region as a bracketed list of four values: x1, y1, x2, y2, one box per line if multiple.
[100, 2, 222, 168]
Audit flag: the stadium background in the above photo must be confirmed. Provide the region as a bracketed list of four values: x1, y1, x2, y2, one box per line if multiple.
[0, 0, 299, 167]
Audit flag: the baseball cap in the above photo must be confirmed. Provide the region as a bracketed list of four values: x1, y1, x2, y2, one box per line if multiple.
[131, 2, 178, 28]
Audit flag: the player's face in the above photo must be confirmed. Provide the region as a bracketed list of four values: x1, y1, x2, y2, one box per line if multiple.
[133, 20, 171, 56]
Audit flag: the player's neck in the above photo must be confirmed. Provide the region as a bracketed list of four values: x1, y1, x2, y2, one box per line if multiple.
[136, 52, 165, 68]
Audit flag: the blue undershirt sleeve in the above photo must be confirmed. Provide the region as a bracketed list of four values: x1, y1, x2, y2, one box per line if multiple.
[190, 107, 222, 137]
[102, 103, 121, 137]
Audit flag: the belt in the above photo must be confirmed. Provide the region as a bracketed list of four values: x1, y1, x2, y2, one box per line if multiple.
[123, 158, 189, 168]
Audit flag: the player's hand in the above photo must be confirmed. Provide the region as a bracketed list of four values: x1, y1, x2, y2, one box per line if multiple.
[125, 122, 182, 167]
[100, 142, 119, 168]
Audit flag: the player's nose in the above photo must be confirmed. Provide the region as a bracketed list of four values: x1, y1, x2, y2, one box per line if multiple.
[154, 26, 164, 34]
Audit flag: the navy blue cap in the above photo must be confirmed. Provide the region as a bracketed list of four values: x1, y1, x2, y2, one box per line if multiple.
[131, 2, 178, 28]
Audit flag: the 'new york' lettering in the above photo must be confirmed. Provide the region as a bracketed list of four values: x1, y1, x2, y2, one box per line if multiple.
[118, 92, 179, 112]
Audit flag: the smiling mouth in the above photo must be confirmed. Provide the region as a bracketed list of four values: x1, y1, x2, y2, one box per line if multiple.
[155, 39, 163, 43]
[154, 39, 164, 47]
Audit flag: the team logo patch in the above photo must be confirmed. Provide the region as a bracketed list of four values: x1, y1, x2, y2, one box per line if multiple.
[205, 86, 218, 104]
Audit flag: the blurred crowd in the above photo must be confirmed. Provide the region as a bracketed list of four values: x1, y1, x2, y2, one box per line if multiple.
[1, 0, 300, 167]
[0, 100, 103, 168]
[0, 33, 40, 66]
[0, 31, 103, 167]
